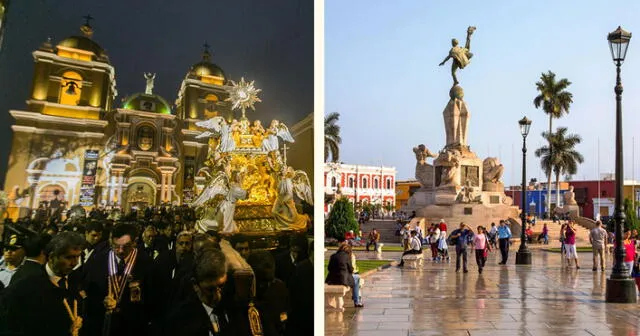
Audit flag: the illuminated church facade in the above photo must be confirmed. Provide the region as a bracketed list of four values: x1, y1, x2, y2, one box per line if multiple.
[3, 20, 313, 216]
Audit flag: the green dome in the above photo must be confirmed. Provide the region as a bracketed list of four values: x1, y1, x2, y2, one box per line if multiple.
[190, 61, 226, 79]
[57, 35, 104, 56]
[122, 93, 172, 115]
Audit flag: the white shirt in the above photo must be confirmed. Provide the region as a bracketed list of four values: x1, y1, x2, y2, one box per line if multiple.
[202, 303, 222, 336]
[45, 263, 66, 289]
[409, 236, 422, 251]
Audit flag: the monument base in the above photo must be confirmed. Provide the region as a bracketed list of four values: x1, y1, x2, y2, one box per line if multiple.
[416, 202, 519, 227]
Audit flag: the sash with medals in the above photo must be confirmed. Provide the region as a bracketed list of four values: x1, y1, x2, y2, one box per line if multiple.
[107, 248, 139, 309]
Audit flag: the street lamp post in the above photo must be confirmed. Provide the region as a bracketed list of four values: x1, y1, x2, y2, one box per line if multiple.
[516, 116, 532, 265]
[605, 26, 637, 303]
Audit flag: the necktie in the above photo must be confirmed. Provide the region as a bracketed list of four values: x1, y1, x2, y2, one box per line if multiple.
[57, 277, 68, 291]
[117, 259, 126, 276]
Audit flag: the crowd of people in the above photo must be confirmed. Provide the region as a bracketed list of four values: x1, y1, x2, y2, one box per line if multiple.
[0, 205, 313, 335]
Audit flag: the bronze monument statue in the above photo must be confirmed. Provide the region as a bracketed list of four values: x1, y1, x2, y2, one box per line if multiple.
[439, 26, 476, 86]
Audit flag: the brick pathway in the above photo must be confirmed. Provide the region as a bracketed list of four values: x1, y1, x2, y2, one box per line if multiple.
[325, 248, 640, 336]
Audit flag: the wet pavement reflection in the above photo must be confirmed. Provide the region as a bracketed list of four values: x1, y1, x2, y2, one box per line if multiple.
[325, 248, 640, 336]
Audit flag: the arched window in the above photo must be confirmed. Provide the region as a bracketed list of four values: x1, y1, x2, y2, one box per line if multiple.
[349, 177, 354, 188]
[59, 71, 83, 106]
[331, 177, 336, 187]
[362, 178, 368, 189]
[386, 179, 391, 189]
[374, 179, 379, 189]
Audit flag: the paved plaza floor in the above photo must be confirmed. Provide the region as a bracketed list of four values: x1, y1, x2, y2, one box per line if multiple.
[325, 247, 640, 336]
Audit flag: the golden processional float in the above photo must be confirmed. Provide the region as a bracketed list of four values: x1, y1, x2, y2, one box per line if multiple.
[191, 77, 312, 243]
[190, 78, 312, 335]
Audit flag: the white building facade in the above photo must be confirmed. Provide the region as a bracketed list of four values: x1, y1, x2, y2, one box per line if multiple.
[324, 162, 396, 213]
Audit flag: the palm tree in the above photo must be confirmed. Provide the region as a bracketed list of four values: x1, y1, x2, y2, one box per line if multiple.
[325, 112, 342, 162]
[535, 127, 584, 212]
[533, 71, 573, 218]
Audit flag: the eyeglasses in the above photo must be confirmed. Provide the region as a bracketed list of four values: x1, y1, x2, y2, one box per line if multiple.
[111, 242, 135, 251]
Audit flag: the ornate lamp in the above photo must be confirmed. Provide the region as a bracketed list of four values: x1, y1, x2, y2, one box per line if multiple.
[608, 26, 632, 65]
[515, 116, 532, 265]
[605, 26, 637, 303]
[518, 117, 531, 138]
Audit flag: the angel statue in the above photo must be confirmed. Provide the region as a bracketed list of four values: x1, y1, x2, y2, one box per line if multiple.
[272, 167, 312, 230]
[262, 120, 294, 152]
[195, 116, 236, 153]
[192, 170, 250, 233]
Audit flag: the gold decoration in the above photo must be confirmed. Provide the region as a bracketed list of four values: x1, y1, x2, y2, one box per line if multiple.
[192, 79, 309, 237]
[248, 302, 264, 336]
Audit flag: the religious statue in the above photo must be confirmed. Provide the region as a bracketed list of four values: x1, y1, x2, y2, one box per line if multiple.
[144, 73, 156, 94]
[482, 157, 504, 184]
[262, 120, 295, 152]
[192, 170, 252, 233]
[251, 120, 266, 147]
[439, 26, 476, 86]
[195, 116, 236, 153]
[271, 167, 312, 230]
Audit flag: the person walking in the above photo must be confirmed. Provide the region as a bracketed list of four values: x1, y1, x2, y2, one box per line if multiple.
[541, 223, 549, 245]
[450, 223, 472, 273]
[488, 223, 498, 249]
[438, 220, 449, 261]
[589, 220, 607, 272]
[497, 220, 512, 265]
[429, 224, 440, 261]
[562, 221, 580, 269]
[473, 226, 489, 274]
[621, 229, 636, 276]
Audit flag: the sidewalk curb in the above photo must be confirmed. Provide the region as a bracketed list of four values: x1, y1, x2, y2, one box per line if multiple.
[359, 262, 392, 279]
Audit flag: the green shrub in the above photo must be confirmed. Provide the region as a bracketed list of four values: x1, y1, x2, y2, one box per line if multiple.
[325, 197, 359, 240]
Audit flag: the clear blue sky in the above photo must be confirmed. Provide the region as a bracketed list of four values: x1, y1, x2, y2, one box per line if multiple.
[326, 0, 640, 185]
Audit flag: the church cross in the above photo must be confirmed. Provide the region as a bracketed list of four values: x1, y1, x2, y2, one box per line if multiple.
[83, 14, 94, 26]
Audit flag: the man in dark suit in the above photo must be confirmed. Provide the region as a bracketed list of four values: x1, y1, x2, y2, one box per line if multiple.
[163, 248, 232, 336]
[8, 233, 51, 286]
[287, 241, 313, 335]
[138, 225, 160, 260]
[151, 231, 194, 329]
[0, 232, 85, 335]
[275, 235, 308, 287]
[81, 223, 154, 336]
[248, 250, 289, 336]
[154, 221, 174, 252]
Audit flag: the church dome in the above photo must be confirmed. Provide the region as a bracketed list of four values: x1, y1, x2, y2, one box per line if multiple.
[122, 93, 172, 115]
[188, 44, 226, 82]
[190, 61, 226, 79]
[57, 35, 104, 56]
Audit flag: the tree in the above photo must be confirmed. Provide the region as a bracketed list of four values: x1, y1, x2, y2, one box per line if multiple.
[624, 198, 639, 232]
[535, 127, 583, 211]
[325, 197, 358, 240]
[533, 71, 573, 217]
[324, 112, 342, 162]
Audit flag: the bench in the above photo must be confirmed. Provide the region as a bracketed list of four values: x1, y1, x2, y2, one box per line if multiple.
[402, 253, 424, 269]
[325, 284, 350, 312]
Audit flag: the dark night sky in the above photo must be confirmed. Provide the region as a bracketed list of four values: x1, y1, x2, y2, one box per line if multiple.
[0, 0, 314, 183]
